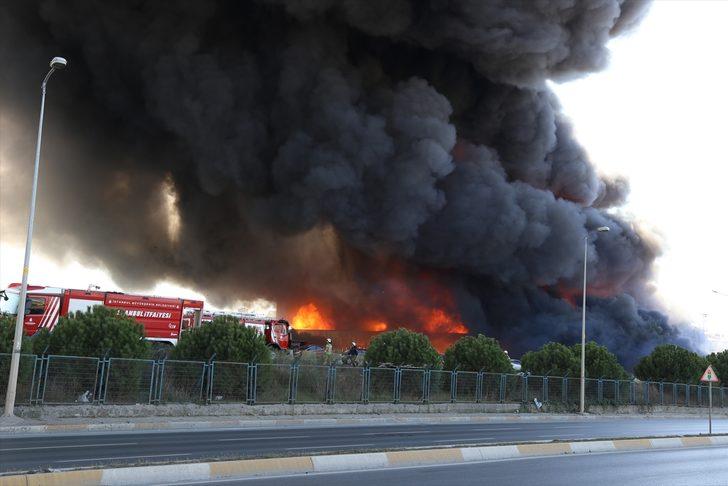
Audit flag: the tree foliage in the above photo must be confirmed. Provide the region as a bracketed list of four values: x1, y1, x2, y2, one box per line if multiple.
[521, 341, 627, 379]
[634, 344, 708, 383]
[0, 313, 30, 354]
[571, 342, 628, 380]
[44, 306, 150, 358]
[171, 316, 271, 363]
[521, 342, 576, 376]
[706, 349, 728, 385]
[364, 328, 440, 368]
[443, 334, 512, 372]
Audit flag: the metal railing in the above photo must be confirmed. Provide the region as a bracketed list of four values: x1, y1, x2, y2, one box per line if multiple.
[1, 353, 726, 408]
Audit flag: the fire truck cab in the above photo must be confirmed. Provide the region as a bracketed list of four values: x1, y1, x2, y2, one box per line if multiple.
[183, 310, 291, 350]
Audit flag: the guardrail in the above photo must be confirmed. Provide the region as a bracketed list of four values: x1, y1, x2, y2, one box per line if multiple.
[1, 353, 726, 408]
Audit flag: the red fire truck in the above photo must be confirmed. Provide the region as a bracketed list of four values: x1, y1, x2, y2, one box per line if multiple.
[0, 283, 290, 349]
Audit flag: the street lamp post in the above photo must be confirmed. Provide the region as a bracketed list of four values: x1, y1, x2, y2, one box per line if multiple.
[2, 57, 67, 418]
[580, 225, 610, 414]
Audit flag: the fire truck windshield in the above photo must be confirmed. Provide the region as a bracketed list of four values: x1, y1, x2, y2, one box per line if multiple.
[0, 290, 19, 315]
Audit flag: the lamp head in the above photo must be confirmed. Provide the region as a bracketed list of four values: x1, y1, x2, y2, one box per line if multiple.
[596, 226, 610, 233]
[50, 57, 67, 70]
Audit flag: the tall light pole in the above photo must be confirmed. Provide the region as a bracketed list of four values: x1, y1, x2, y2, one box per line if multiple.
[580, 225, 610, 414]
[2, 57, 67, 418]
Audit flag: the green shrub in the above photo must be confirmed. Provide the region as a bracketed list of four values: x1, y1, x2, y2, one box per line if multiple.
[364, 328, 440, 368]
[570, 342, 629, 380]
[521, 342, 576, 376]
[1, 313, 32, 354]
[45, 306, 150, 358]
[521, 341, 627, 379]
[443, 334, 512, 372]
[171, 316, 271, 363]
[634, 344, 708, 383]
[706, 349, 728, 384]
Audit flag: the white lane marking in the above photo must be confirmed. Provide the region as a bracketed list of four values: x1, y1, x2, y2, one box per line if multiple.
[536, 433, 583, 438]
[473, 427, 523, 431]
[57, 453, 192, 463]
[0, 442, 137, 452]
[362, 430, 432, 436]
[433, 437, 495, 442]
[217, 435, 309, 442]
[286, 443, 375, 450]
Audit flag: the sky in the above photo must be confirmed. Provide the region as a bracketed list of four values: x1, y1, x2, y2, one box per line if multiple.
[1, 1, 727, 348]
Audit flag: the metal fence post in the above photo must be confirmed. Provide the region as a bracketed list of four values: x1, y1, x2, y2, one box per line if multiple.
[498, 374, 505, 403]
[393, 368, 402, 404]
[450, 371, 457, 403]
[476, 372, 483, 403]
[698, 384, 702, 407]
[288, 363, 298, 405]
[39, 355, 51, 404]
[246, 364, 257, 405]
[630, 381, 635, 405]
[562, 377, 568, 404]
[543, 376, 548, 403]
[204, 361, 214, 405]
[362, 367, 370, 404]
[98, 357, 112, 405]
[659, 382, 664, 406]
[325, 365, 335, 404]
[522, 374, 528, 403]
[424, 369, 431, 404]
[597, 379, 603, 403]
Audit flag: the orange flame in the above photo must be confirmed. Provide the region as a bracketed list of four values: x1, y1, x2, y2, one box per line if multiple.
[292, 303, 334, 330]
[364, 320, 388, 332]
[420, 308, 468, 334]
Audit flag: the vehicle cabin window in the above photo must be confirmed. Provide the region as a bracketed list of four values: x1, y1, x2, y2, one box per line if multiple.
[25, 297, 46, 315]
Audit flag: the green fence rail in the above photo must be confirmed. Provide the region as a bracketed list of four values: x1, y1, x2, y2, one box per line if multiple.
[1, 353, 726, 408]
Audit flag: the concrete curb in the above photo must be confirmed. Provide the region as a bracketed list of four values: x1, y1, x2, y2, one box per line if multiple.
[2, 434, 727, 485]
[4, 411, 727, 435]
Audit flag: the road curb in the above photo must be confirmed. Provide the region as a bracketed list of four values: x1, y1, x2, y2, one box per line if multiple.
[1, 434, 727, 485]
[2, 412, 722, 435]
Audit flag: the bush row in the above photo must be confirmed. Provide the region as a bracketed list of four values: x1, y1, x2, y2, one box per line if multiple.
[1, 311, 726, 383]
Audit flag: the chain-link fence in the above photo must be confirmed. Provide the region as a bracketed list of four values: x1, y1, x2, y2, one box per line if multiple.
[3, 352, 728, 409]
[0, 353, 37, 405]
[103, 357, 155, 404]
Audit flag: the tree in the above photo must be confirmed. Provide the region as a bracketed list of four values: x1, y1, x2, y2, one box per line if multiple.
[171, 316, 271, 363]
[634, 344, 708, 383]
[44, 306, 150, 358]
[570, 342, 628, 379]
[0, 313, 30, 354]
[364, 328, 440, 368]
[706, 349, 728, 384]
[443, 334, 512, 373]
[521, 342, 576, 376]
[520, 341, 627, 379]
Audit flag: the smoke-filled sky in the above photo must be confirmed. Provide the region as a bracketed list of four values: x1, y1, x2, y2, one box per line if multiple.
[1, 0, 723, 365]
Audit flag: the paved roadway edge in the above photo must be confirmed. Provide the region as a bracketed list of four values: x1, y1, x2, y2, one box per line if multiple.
[1, 434, 727, 485]
[2, 412, 726, 435]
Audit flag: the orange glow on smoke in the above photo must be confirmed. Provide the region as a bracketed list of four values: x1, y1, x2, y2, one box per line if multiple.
[292, 303, 334, 330]
[364, 320, 389, 332]
[420, 308, 468, 334]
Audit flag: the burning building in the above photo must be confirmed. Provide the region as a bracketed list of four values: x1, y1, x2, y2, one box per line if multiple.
[0, 0, 702, 366]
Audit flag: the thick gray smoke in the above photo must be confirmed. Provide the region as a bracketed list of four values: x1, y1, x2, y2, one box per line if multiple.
[0, 0, 701, 367]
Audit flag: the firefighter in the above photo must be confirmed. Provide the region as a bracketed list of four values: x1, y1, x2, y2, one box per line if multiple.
[347, 341, 359, 357]
[324, 338, 333, 364]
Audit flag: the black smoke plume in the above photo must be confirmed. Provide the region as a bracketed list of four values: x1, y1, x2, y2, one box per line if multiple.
[0, 0, 702, 367]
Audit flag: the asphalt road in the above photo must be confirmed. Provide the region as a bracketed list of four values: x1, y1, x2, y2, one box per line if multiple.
[1, 418, 727, 473]
[193, 446, 728, 486]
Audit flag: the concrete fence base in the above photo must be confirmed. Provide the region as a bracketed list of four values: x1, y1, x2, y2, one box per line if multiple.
[15, 402, 521, 420]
